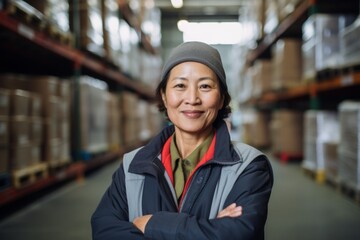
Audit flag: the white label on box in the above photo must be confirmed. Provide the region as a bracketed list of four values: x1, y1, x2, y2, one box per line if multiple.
[18, 24, 35, 40]
[341, 74, 353, 86]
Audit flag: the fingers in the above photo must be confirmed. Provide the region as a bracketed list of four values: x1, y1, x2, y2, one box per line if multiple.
[217, 203, 242, 218]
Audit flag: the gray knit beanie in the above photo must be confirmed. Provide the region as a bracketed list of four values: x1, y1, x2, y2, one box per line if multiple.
[160, 41, 227, 89]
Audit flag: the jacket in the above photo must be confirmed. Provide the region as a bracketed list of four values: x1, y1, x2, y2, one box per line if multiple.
[91, 120, 274, 240]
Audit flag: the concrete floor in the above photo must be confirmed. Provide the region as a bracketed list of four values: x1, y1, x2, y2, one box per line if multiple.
[0, 155, 360, 240]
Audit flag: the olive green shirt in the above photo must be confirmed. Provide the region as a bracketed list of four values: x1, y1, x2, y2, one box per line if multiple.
[170, 132, 214, 200]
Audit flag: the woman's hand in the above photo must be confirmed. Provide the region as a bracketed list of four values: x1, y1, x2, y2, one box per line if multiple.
[133, 215, 152, 233]
[217, 203, 242, 218]
[133, 203, 241, 234]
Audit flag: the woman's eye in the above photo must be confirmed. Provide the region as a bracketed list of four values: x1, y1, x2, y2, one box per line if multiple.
[200, 84, 211, 89]
[174, 83, 185, 88]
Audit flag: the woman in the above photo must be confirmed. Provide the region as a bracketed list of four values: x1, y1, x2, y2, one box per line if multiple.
[91, 41, 273, 239]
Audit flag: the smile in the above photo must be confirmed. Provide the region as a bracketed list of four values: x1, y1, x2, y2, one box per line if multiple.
[182, 110, 204, 118]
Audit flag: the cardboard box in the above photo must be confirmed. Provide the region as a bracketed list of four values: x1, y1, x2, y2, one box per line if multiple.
[30, 143, 42, 165]
[0, 88, 10, 116]
[30, 93, 42, 117]
[30, 117, 43, 144]
[44, 138, 62, 165]
[272, 39, 303, 90]
[10, 143, 32, 170]
[0, 116, 9, 145]
[11, 89, 31, 116]
[0, 74, 28, 90]
[10, 116, 30, 145]
[0, 146, 9, 172]
[270, 110, 303, 154]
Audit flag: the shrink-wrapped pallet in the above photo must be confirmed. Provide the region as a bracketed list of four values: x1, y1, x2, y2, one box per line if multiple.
[338, 101, 360, 191]
[302, 110, 339, 172]
[79, 76, 109, 153]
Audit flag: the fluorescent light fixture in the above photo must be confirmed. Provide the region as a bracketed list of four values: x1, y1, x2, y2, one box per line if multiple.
[177, 19, 189, 32]
[177, 21, 253, 45]
[171, 0, 183, 8]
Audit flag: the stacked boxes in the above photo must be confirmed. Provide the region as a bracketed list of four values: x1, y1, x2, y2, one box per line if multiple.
[120, 91, 164, 147]
[302, 14, 356, 81]
[302, 110, 339, 173]
[338, 101, 360, 191]
[107, 92, 122, 152]
[241, 109, 270, 149]
[252, 60, 272, 97]
[103, 0, 122, 66]
[9, 89, 34, 170]
[0, 74, 72, 169]
[79, 76, 109, 154]
[121, 91, 140, 147]
[69, 0, 105, 57]
[271, 39, 303, 90]
[0, 89, 10, 173]
[270, 110, 303, 154]
[340, 16, 360, 67]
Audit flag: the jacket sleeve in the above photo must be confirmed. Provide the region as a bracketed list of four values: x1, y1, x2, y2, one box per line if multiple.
[144, 155, 273, 240]
[91, 163, 145, 240]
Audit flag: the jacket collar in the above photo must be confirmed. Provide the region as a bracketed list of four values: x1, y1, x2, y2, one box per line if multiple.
[128, 120, 240, 175]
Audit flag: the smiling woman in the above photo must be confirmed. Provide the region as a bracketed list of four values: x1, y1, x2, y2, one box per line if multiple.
[91, 41, 273, 240]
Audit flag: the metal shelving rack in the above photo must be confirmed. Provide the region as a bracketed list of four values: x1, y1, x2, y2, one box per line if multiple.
[245, 0, 360, 109]
[0, 1, 156, 208]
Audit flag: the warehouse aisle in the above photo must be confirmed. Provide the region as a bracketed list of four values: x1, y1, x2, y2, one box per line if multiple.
[1, 155, 360, 240]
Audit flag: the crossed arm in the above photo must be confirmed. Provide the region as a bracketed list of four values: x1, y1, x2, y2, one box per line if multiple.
[133, 203, 243, 233]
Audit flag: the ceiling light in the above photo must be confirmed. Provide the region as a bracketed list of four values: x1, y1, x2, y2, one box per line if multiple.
[171, 0, 183, 8]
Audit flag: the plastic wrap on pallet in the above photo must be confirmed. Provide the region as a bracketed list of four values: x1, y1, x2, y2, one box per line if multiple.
[302, 110, 339, 172]
[46, 0, 70, 32]
[340, 16, 360, 67]
[69, 0, 105, 57]
[324, 142, 339, 183]
[302, 14, 357, 81]
[338, 101, 360, 191]
[79, 76, 109, 153]
[103, 0, 121, 66]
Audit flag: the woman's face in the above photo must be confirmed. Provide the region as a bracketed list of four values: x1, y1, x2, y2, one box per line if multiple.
[161, 61, 224, 138]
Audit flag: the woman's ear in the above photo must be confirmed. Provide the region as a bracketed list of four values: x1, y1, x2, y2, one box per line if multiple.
[161, 90, 167, 108]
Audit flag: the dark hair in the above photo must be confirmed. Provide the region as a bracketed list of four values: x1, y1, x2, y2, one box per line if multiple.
[155, 72, 232, 124]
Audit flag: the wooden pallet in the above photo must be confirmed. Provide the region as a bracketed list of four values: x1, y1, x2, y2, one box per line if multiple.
[12, 163, 48, 189]
[48, 159, 71, 174]
[45, 23, 74, 47]
[5, 0, 47, 31]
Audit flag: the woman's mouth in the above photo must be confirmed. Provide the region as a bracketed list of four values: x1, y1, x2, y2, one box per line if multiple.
[182, 110, 204, 119]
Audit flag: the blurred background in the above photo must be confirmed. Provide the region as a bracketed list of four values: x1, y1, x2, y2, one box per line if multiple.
[0, 0, 360, 239]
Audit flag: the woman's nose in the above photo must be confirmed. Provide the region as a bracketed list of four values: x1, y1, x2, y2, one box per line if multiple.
[185, 87, 201, 105]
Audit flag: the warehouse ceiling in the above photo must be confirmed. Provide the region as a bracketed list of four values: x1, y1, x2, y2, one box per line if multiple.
[154, 0, 251, 21]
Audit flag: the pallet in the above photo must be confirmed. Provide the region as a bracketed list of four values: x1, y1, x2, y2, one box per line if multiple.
[274, 152, 303, 164]
[302, 166, 326, 184]
[45, 23, 74, 47]
[5, 0, 47, 31]
[315, 68, 342, 82]
[48, 159, 71, 174]
[12, 163, 48, 189]
[0, 172, 11, 191]
[337, 181, 360, 204]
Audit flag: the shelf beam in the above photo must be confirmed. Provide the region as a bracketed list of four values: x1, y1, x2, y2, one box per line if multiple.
[0, 10, 155, 100]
